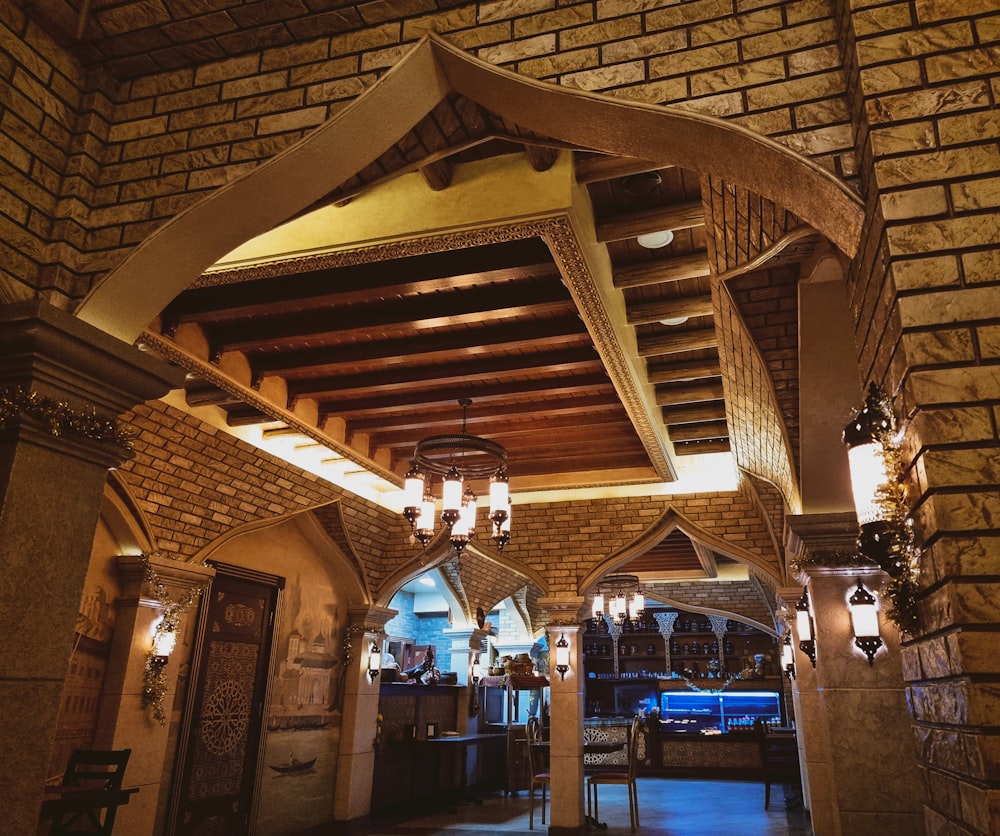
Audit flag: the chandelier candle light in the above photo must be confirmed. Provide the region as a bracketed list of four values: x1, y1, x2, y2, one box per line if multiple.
[593, 574, 645, 625]
[402, 399, 511, 556]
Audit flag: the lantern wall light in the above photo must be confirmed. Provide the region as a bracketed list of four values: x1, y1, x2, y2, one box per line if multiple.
[554, 634, 571, 680]
[471, 655, 482, 685]
[402, 399, 511, 556]
[848, 579, 883, 666]
[795, 588, 817, 668]
[367, 641, 382, 682]
[781, 632, 796, 680]
[842, 383, 898, 571]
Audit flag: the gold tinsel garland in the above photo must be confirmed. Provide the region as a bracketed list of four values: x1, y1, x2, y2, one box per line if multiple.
[140, 553, 209, 726]
[0, 387, 133, 450]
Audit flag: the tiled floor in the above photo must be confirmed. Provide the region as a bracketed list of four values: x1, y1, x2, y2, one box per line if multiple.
[366, 777, 812, 835]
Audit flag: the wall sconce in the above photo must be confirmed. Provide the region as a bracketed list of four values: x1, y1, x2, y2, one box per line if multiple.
[781, 632, 796, 680]
[367, 641, 382, 683]
[143, 619, 178, 726]
[843, 383, 897, 571]
[795, 588, 817, 668]
[471, 655, 482, 685]
[554, 634, 570, 680]
[849, 579, 883, 666]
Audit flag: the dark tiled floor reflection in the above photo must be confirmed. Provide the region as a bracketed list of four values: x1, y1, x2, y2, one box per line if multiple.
[366, 777, 812, 835]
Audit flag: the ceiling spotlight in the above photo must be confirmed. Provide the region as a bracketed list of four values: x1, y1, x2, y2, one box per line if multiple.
[636, 229, 674, 249]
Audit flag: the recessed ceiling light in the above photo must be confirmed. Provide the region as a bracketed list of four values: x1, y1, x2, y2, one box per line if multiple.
[419, 576, 436, 587]
[636, 229, 674, 249]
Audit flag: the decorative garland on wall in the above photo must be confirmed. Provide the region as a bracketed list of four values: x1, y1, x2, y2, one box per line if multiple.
[0, 387, 133, 450]
[140, 553, 208, 726]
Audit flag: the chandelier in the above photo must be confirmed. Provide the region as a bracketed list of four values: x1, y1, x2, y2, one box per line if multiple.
[592, 574, 645, 625]
[401, 399, 511, 555]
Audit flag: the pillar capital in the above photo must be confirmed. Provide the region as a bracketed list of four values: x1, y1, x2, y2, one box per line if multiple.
[116, 554, 215, 604]
[537, 595, 587, 626]
[346, 605, 398, 634]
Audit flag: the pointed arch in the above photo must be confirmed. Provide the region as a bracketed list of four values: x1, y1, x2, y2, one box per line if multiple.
[76, 33, 863, 344]
[579, 506, 782, 595]
[195, 503, 370, 606]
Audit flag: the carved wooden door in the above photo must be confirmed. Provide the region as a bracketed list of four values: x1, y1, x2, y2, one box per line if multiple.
[169, 563, 282, 835]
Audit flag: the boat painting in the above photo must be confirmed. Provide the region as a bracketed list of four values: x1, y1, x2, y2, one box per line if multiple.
[268, 756, 316, 775]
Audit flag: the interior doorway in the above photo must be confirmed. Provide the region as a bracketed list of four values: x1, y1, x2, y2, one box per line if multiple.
[168, 563, 283, 835]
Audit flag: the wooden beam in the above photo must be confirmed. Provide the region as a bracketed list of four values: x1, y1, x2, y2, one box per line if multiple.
[626, 294, 714, 326]
[184, 387, 239, 407]
[655, 381, 725, 406]
[661, 401, 728, 424]
[637, 327, 717, 357]
[595, 201, 704, 243]
[419, 159, 453, 191]
[646, 358, 721, 384]
[574, 154, 667, 184]
[668, 420, 729, 442]
[613, 252, 712, 289]
[524, 144, 559, 171]
[674, 438, 732, 455]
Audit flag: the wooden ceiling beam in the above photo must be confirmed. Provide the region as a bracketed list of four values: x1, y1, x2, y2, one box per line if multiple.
[626, 294, 714, 325]
[249, 315, 588, 375]
[637, 326, 717, 357]
[613, 252, 712, 289]
[419, 159, 453, 190]
[655, 381, 725, 405]
[209, 294, 575, 354]
[573, 154, 667, 184]
[661, 401, 728, 425]
[524, 144, 559, 171]
[646, 357, 721, 384]
[286, 349, 602, 400]
[673, 438, 732, 455]
[347, 395, 623, 431]
[312, 373, 615, 415]
[667, 420, 730, 442]
[595, 200, 704, 243]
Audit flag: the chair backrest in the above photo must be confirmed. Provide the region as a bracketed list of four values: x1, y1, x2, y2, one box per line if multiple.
[759, 732, 799, 780]
[627, 715, 642, 780]
[63, 749, 132, 791]
[524, 721, 545, 777]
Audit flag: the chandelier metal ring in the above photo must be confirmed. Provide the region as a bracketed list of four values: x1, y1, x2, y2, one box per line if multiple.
[413, 433, 508, 480]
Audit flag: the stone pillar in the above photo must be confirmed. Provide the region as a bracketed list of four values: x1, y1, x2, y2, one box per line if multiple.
[95, 554, 215, 834]
[333, 605, 396, 824]
[444, 625, 490, 737]
[539, 596, 586, 836]
[0, 300, 182, 834]
[787, 513, 924, 835]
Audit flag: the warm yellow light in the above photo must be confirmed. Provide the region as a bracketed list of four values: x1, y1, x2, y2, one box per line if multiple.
[847, 441, 890, 526]
[592, 594, 604, 619]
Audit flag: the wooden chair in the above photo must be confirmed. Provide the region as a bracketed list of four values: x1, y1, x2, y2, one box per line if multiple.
[39, 748, 138, 835]
[524, 717, 550, 830]
[759, 730, 801, 810]
[587, 715, 641, 832]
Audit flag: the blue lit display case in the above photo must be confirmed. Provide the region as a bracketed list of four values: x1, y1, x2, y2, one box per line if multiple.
[659, 690, 781, 734]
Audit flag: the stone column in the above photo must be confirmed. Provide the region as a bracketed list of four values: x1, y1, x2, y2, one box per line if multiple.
[0, 300, 182, 834]
[95, 554, 215, 834]
[538, 595, 586, 836]
[787, 513, 924, 835]
[333, 605, 396, 824]
[444, 625, 490, 736]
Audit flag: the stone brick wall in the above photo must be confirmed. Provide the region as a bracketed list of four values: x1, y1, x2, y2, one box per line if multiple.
[2, 0, 855, 307]
[644, 578, 774, 627]
[838, 3, 1000, 833]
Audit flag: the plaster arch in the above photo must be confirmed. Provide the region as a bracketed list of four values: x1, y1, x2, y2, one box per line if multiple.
[579, 507, 782, 596]
[76, 33, 864, 344]
[195, 504, 370, 607]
